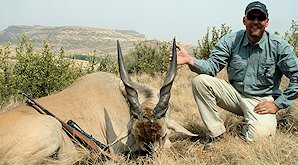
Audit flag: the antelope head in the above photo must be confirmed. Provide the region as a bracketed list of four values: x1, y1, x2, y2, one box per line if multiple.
[117, 39, 179, 153]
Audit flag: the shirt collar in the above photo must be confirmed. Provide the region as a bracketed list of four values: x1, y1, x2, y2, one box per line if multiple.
[243, 34, 250, 47]
[257, 32, 267, 50]
[243, 31, 267, 49]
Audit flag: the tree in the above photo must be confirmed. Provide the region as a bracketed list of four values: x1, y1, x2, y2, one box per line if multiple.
[194, 24, 232, 59]
[0, 44, 16, 107]
[125, 41, 170, 75]
[284, 20, 298, 54]
[13, 34, 83, 98]
[97, 54, 118, 74]
[86, 50, 99, 74]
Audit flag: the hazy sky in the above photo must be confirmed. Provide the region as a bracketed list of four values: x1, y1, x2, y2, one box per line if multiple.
[1, 0, 297, 44]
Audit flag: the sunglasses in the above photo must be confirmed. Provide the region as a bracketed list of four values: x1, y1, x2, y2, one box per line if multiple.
[247, 14, 267, 21]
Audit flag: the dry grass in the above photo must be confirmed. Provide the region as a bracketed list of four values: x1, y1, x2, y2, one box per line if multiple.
[113, 66, 297, 165]
[2, 67, 297, 164]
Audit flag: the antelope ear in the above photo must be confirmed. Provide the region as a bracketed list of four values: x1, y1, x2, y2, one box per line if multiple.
[119, 81, 126, 96]
[165, 118, 197, 136]
[108, 120, 132, 147]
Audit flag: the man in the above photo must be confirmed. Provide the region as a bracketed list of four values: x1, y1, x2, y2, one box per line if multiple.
[171, 1, 298, 145]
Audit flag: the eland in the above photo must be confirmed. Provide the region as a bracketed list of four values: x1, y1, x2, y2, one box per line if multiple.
[0, 39, 196, 164]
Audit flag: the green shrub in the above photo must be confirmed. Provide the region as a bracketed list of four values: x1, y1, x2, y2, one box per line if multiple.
[86, 50, 99, 74]
[13, 34, 83, 99]
[125, 41, 170, 75]
[284, 20, 298, 55]
[0, 44, 16, 107]
[97, 54, 118, 74]
[194, 24, 231, 59]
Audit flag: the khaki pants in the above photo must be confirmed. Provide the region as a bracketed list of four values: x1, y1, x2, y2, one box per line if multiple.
[192, 74, 277, 141]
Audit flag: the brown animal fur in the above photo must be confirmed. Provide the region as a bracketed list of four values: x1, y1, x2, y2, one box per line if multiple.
[0, 72, 196, 163]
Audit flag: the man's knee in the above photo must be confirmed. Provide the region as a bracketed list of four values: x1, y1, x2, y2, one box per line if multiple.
[192, 74, 213, 91]
[244, 122, 276, 141]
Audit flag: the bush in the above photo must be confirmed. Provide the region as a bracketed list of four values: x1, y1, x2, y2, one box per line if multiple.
[125, 41, 171, 75]
[284, 20, 298, 55]
[96, 54, 118, 74]
[194, 24, 231, 59]
[86, 50, 99, 74]
[13, 34, 83, 99]
[0, 44, 16, 107]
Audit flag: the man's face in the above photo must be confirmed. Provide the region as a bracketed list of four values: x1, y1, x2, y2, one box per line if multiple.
[243, 9, 269, 40]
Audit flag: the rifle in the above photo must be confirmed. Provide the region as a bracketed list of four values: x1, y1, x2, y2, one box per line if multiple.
[21, 93, 110, 161]
[67, 120, 109, 151]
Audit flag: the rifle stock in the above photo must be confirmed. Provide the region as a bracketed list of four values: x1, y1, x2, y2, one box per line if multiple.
[21, 93, 110, 158]
[56, 116, 102, 153]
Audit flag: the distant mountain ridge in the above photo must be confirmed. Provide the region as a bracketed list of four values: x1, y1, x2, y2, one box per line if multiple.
[0, 25, 147, 55]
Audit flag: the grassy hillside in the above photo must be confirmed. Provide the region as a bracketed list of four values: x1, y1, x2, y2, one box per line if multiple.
[0, 25, 147, 55]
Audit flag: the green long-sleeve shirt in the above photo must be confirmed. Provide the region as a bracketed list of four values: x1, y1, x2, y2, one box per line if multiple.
[190, 30, 298, 109]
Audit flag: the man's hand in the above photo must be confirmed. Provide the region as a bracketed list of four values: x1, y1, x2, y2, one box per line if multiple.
[254, 100, 279, 114]
[169, 44, 194, 66]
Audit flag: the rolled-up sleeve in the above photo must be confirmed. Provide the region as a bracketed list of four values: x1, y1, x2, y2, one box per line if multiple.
[189, 34, 233, 76]
[275, 43, 298, 109]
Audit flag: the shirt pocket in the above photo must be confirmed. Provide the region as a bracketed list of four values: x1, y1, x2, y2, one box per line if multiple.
[283, 57, 298, 72]
[257, 60, 276, 85]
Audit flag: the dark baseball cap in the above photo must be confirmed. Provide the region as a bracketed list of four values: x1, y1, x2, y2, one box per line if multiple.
[245, 1, 268, 17]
